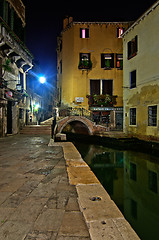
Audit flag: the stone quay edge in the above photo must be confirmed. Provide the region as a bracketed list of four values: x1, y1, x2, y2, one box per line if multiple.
[49, 141, 140, 240]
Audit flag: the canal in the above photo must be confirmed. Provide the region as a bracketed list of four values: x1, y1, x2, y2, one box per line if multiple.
[72, 140, 159, 240]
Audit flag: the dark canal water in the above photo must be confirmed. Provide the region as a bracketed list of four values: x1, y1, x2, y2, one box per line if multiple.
[73, 141, 159, 240]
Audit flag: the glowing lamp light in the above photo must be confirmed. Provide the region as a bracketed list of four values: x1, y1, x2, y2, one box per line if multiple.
[39, 76, 46, 84]
[34, 104, 40, 111]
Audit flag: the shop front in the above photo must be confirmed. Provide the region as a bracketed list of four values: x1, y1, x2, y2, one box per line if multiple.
[90, 107, 123, 130]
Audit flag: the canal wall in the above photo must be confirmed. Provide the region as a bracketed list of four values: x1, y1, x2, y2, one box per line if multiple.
[66, 132, 159, 157]
[49, 140, 140, 240]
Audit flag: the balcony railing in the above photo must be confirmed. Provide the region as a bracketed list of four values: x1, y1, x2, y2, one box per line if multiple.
[86, 94, 117, 107]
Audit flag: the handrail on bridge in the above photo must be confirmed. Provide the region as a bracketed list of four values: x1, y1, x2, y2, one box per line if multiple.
[59, 107, 93, 121]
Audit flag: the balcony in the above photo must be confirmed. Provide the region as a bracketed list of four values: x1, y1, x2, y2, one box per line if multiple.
[0, 17, 33, 67]
[86, 94, 117, 107]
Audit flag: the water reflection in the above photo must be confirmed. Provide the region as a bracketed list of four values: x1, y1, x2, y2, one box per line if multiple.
[74, 142, 159, 240]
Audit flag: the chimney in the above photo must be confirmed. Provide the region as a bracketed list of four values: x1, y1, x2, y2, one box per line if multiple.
[63, 16, 73, 30]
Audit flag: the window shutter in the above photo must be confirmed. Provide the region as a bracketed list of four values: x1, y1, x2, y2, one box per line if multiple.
[117, 28, 119, 38]
[80, 28, 82, 38]
[101, 54, 105, 68]
[90, 80, 100, 95]
[102, 80, 113, 95]
[111, 54, 114, 68]
[85, 28, 89, 38]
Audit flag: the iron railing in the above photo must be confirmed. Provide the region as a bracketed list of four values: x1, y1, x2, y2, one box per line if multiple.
[59, 107, 93, 121]
[58, 107, 123, 131]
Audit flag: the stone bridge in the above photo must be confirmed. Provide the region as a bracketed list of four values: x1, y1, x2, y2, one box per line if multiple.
[56, 116, 107, 135]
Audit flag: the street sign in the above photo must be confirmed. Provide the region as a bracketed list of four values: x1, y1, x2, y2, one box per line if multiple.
[75, 97, 84, 103]
[6, 91, 13, 98]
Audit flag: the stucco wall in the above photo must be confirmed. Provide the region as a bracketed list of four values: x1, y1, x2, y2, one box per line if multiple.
[58, 22, 130, 109]
[123, 4, 159, 139]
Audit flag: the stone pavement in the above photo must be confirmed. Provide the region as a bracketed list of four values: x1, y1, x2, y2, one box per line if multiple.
[0, 135, 90, 240]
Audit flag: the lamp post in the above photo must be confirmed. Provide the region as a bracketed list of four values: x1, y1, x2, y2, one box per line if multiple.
[51, 108, 57, 140]
[38, 76, 56, 140]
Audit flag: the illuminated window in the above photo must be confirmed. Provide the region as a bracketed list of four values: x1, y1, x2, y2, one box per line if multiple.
[80, 28, 89, 38]
[101, 54, 114, 69]
[78, 53, 92, 69]
[117, 27, 125, 38]
[116, 54, 123, 69]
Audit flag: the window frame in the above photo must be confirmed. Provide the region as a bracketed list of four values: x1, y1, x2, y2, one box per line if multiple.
[129, 108, 136, 126]
[148, 170, 158, 193]
[116, 54, 123, 70]
[80, 28, 89, 38]
[148, 105, 157, 127]
[101, 53, 114, 70]
[90, 79, 113, 96]
[128, 35, 138, 60]
[117, 27, 125, 38]
[130, 70, 136, 89]
[78, 53, 92, 70]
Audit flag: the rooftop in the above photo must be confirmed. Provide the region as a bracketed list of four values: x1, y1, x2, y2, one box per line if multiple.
[122, 0, 159, 37]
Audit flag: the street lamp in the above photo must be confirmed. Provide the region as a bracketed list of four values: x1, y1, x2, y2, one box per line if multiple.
[39, 76, 46, 84]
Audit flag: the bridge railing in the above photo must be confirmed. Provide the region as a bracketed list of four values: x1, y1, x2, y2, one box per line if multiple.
[58, 107, 123, 131]
[59, 107, 93, 121]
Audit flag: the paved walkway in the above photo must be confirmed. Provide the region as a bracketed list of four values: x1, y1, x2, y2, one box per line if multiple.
[0, 135, 90, 240]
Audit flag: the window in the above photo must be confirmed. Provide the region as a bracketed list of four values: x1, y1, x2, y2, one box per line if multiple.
[90, 80, 113, 95]
[148, 170, 157, 193]
[102, 80, 113, 95]
[131, 199, 137, 219]
[116, 54, 123, 69]
[101, 54, 114, 69]
[90, 80, 100, 95]
[117, 27, 125, 38]
[80, 28, 89, 38]
[128, 36, 138, 60]
[148, 106, 157, 126]
[130, 70, 136, 89]
[130, 108, 136, 125]
[78, 53, 92, 69]
[130, 162, 137, 181]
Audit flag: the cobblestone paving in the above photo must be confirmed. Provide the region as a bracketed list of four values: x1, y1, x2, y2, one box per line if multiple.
[0, 135, 90, 240]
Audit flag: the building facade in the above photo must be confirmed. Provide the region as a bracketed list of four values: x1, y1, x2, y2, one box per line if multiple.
[57, 18, 131, 129]
[123, 1, 159, 140]
[0, 0, 33, 136]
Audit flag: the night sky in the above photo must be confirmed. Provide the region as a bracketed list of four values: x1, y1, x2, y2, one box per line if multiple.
[23, 0, 157, 82]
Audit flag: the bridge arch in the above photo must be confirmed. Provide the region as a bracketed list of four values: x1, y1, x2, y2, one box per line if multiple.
[57, 116, 94, 135]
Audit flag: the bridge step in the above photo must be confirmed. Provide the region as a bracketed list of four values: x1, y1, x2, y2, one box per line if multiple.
[20, 125, 51, 135]
[40, 117, 53, 126]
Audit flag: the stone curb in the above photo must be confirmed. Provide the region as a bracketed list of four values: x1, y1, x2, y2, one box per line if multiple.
[49, 140, 140, 240]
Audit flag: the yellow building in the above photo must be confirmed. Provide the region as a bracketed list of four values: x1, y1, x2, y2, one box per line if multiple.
[122, 1, 159, 140]
[57, 17, 131, 129]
